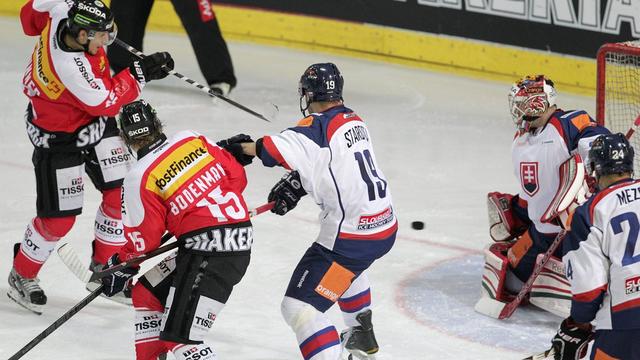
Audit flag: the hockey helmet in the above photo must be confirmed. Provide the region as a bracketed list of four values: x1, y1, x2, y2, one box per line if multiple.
[118, 100, 161, 143]
[298, 63, 344, 115]
[588, 133, 634, 177]
[508, 75, 557, 129]
[67, 0, 117, 45]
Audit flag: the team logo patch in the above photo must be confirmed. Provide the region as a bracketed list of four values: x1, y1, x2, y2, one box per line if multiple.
[625, 276, 640, 295]
[520, 162, 539, 196]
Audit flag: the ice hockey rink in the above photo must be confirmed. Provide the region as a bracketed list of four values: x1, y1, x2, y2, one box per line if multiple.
[0, 16, 598, 359]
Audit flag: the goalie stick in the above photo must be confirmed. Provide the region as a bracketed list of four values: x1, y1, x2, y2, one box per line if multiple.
[58, 202, 275, 284]
[114, 39, 274, 122]
[522, 348, 555, 360]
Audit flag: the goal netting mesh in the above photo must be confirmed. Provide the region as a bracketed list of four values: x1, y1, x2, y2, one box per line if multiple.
[597, 40, 640, 172]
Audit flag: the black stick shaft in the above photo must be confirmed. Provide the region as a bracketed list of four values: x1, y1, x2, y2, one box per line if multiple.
[88, 233, 178, 282]
[8, 287, 104, 360]
[114, 38, 271, 122]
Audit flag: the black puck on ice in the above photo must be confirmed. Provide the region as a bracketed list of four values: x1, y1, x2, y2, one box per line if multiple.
[411, 221, 425, 230]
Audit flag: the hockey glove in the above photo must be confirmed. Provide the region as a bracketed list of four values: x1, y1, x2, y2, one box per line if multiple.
[129, 52, 175, 84]
[551, 317, 593, 360]
[217, 134, 255, 166]
[101, 254, 138, 297]
[268, 171, 307, 215]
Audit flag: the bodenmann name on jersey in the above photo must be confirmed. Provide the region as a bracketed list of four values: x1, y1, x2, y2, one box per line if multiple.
[358, 206, 394, 230]
[155, 146, 207, 190]
[616, 186, 640, 206]
[183, 226, 253, 253]
[344, 125, 369, 148]
[168, 163, 227, 215]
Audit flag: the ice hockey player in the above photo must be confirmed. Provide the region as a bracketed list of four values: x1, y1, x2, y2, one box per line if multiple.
[476, 75, 610, 317]
[539, 133, 640, 359]
[9, 0, 174, 313]
[219, 63, 397, 359]
[101, 100, 254, 360]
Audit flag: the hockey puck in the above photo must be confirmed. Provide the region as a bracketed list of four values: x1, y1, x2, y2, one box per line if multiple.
[411, 221, 425, 230]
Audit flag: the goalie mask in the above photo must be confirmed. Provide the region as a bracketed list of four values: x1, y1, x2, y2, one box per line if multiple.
[298, 63, 344, 116]
[588, 133, 634, 178]
[508, 75, 557, 130]
[118, 100, 162, 143]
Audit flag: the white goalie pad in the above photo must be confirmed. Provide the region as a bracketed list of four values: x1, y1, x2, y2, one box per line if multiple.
[487, 192, 524, 242]
[529, 255, 571, 318]
[475, 243, 511, 318]
[542, 154, 589, 228]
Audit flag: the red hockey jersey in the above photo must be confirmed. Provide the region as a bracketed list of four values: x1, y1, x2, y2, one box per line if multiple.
[117, 131, 251, 259]
[21, 0, 142, 135]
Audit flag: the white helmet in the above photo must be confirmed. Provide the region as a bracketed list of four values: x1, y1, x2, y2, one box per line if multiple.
[508, 75, 557, 129]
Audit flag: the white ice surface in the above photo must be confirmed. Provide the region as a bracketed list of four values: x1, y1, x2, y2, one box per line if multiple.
[0, 16, 596, 360]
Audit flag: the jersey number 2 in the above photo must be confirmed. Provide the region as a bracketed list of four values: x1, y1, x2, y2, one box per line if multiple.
[611, 212, 640, 266]
[355, 150, 387, 201]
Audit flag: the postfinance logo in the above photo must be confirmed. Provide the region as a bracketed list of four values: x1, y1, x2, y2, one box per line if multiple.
[32, 22, 65, 100]
[146, 139, 213, 199]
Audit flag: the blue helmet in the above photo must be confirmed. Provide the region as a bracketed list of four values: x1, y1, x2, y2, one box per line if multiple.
[298, 63, 344, 115]
[588, 133, 634, 177]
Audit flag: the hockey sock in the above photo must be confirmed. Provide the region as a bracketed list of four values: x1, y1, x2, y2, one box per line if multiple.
[281, 296, 341, 360]
[170, 343, 217, 360]
[339, 273, 372, 327]
[93, 188, 126, 264]
[13, 217, 75, 278]
[133, 283, 167, 360]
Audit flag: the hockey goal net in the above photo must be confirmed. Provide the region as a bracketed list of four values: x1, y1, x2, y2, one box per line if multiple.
[596, 40, 640, 170]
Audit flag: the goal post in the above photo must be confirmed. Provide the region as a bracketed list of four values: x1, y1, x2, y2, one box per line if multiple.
[596, 40, 640, 170]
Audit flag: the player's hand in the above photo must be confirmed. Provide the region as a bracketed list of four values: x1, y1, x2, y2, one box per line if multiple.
[129, 52, 174, 84]
[268, 171, 307, 215]
[551, 317, 592, 360]
[100, 254, 138, 297]
[217, 134, 255, 166]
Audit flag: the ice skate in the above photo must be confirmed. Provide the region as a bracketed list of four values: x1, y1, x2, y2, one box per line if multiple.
[86, 260, 132, 305]
[7, 267, 47, 315]
[340, 310, 379, 360]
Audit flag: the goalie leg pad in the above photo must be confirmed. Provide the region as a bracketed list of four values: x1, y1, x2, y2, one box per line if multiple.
[479, 243, 511, 302]
[529, 255, 571, 317]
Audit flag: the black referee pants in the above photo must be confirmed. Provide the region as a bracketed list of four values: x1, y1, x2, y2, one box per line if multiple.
[108, 0, 236, 88]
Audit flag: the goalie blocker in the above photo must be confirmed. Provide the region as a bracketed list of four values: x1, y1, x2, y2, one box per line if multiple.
[477, 154, 589, 319]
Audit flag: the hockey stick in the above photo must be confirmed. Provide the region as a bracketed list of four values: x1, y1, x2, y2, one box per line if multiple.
[58, 202, 275, 283]
[8, 286, 104, 360]
[114, 38, 272, 122]
[475, 230, 567, 319]
[522, 348, 555, 360]
[624, 114, 640, 140]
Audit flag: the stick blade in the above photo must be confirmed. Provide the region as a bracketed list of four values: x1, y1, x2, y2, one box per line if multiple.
[57, 243, 92, 284]
[474, 296, 507, 319]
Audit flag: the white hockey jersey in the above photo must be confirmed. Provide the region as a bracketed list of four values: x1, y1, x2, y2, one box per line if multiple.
[564, 178, 640, 329]
[258, 105, 396, 260]
[512, 110, 608, 234]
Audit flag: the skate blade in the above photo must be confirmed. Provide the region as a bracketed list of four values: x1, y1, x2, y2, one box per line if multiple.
[86, 282, 133, 306]
[342, 348, 377, 360]
[7, 289, 43, 315]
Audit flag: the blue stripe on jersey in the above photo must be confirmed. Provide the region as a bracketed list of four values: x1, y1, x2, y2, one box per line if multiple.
[286, 105, 353, 148]
[571, 291, 605, 323]
[553, 109, 609, 152]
